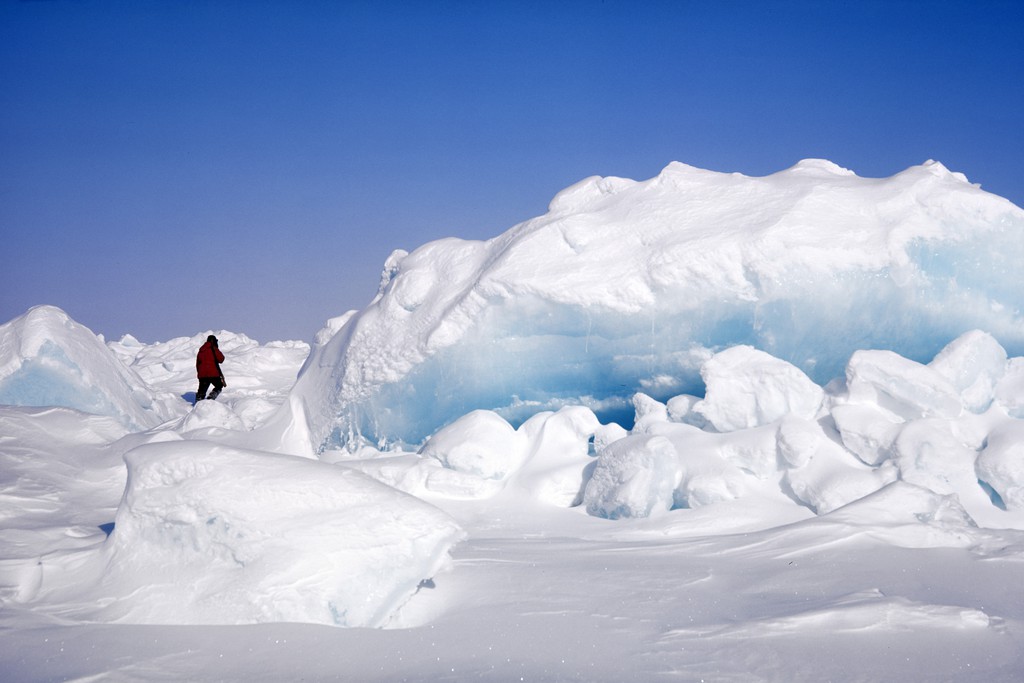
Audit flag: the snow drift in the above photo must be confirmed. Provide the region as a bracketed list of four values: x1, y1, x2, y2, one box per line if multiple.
[279, 160, 1024, 452]
[92, 441, 465, 627]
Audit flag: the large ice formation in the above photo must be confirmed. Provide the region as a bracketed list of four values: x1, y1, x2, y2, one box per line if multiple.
[278, 160, 1024, 452]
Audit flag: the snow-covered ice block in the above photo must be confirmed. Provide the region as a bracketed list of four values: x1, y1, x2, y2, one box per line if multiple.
[846, 350, 962, 421]
[666, 394, 705, 427]
[776, 415, 822, 469]
[976, 420, 1024, 511]
[584, 434, 681, 519]
[644, 422, 749, 509]
[928, 330, 1007, 413]
[715, 424, 781, 480]
[892, 418, 977, 497]
[102, 441, 465, 627]
[831, 403, 904, 466]
[677, 452, 748, 508]
[994, 357, 1024, 418]
[513, 406, 601, 506]
[420, 409, 526, 480]
[694, 345, 824, 432]
[630, 392, 669, 433]
[783, 439, 896, 514]
[593, 421, 629, 453]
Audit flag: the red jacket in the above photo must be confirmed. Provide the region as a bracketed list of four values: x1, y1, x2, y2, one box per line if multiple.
[196, 341, 225, 378]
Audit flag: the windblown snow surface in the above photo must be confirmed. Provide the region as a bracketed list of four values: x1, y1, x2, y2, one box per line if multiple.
[2, 160, 1024, 682]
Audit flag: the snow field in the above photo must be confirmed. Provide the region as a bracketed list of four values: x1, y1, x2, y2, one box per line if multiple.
[2, 159, 1024, 680]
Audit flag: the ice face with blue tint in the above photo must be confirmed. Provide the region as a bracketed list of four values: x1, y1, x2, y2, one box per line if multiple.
[0, 341, 115, 416]
[282, 160, 1024, 452]
[0, 306, 174, 429]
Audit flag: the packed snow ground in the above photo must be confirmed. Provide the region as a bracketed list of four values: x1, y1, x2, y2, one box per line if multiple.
[2, 160, 1024, 681]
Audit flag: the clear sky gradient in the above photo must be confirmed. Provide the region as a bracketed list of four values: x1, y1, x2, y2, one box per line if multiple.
[3, 1, 1022, 343]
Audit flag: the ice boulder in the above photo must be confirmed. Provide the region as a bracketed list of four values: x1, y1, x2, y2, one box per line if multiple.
[783, 439, 896, 514]
[584, 434, 681, 519]
[831, 403, 904, 466]
[666, 394, 707, 428]
[976, 420, 1024, 511]
[928, 330, 1007, 413]
[0, 306, 175, 429]
[775, 415, 823, 469]
[892, 418, 978, 497]
[645, 422, 750, 509]
[420, 409, 526, 480]
[99, 441, 465, 627]
[511, 406, 601, 506]
[347, 407, 600, 505]
[693, 345, 824, 432]
[631, 392, 670, 433]
[593, 421, 629, 452]
[845, 350, 962, 421]
[995, 358, 1024, 419]
[714, 423, 782, 480]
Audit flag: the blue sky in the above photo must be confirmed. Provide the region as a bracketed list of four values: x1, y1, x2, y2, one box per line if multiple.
[2, 0, 1022, 343]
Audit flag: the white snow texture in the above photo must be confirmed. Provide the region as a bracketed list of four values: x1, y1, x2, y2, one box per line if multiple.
[3, 160, 1024, 671]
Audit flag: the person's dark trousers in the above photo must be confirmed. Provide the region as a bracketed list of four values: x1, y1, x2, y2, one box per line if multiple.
[196, 377, 225, 403]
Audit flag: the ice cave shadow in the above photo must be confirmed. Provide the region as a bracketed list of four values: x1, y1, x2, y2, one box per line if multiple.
[99, 522, 115, 537]
[980, 481, 1007, 510]
[182, 391, 197, 404]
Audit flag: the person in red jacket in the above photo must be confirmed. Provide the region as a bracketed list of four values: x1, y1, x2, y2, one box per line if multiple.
[195, 335, 226, 404]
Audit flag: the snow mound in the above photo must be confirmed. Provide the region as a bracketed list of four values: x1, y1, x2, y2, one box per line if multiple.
[99, 441, 465, 627]
[693, 345, 824, 431]
[583, 434, 681, 519]
[928, 329, 1007, 413]
[976, 420, 1024, 511]
[846, 350, 963, 421]
[276, 160, 1024, 452]
[420, 409, 527, 480]
[345, 406, 600, 505]
[0, 306, 176, 429]
[174, 399, 246, 433]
